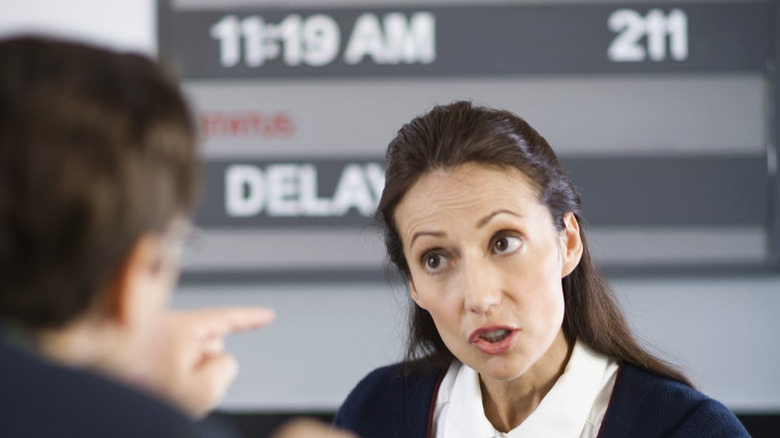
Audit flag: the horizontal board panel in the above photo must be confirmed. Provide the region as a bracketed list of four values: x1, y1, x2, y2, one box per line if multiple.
[162, 2, 766, 78]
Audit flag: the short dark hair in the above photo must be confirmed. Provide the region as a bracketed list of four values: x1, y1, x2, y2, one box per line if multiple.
[0, 36, 197, 329]
[378, 101, 690, 385]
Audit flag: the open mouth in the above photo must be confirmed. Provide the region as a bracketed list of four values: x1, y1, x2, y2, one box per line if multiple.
[480, 329, 511, 343]
[469, 327, 518, 354]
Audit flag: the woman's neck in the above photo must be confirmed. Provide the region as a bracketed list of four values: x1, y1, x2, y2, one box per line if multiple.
[479, 331, 573, 432]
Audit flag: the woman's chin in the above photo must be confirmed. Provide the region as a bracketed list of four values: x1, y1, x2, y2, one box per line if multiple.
[473, 358, 533, 383]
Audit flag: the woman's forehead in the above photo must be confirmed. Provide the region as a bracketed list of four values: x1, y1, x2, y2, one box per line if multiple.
[394, 163, 544, 230]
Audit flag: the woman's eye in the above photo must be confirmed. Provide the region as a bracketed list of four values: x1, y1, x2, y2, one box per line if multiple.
[422, 253, 449, 273]
[492, 235, 522, 255]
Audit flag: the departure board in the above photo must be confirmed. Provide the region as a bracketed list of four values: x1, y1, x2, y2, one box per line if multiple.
[157, 0, 780, 283]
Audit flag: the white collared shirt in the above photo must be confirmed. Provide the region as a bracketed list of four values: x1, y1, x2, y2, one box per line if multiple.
[433, 340, 619, 438]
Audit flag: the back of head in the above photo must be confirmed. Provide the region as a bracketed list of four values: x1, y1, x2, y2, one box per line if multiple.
[0, 36, 197, 330]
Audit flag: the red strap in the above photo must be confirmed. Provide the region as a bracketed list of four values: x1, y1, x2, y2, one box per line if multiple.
[596, 364, 623, 438]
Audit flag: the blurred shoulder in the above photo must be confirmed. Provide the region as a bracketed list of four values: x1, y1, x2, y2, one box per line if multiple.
[0, 335, 231, 438]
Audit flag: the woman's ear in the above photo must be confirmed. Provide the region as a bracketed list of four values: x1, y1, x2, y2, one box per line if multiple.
[560, 212, 583, 278]
[409, 279, 424, 309]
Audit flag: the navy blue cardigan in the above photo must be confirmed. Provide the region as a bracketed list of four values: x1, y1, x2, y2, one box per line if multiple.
[334, 363, 749, 437]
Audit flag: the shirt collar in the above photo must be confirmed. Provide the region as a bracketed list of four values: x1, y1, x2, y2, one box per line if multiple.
[437, 340, 616, 438]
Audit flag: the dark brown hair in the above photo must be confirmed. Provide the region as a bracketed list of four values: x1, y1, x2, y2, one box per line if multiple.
[0, 36, 197, 329]
[378, 100, 690, 385]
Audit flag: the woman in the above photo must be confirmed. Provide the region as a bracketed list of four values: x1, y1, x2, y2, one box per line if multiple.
[333, 101, 748, 437]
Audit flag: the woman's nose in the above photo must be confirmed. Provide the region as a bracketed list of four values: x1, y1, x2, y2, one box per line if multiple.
[461, 259, 502, 314]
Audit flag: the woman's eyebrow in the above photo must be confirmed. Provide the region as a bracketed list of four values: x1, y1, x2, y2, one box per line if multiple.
[410, 231, 445, 247]
[477, 209, 523, 228]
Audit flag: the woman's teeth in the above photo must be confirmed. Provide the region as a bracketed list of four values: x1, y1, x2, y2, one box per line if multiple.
[481, 329, 510, 343]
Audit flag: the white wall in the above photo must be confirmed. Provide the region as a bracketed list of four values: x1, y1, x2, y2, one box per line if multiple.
[2, 0, 778, 414]
[0, 0, 155, 54]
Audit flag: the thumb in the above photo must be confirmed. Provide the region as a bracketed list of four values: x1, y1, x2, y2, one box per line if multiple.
[188, 353, 239, 418]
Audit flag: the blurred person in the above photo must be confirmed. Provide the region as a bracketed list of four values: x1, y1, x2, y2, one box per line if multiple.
[334, 101, 749, 437]
[0, 36, 350, 438]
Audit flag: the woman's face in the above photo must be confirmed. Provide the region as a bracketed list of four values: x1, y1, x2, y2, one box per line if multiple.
[395, 163, 582, 383]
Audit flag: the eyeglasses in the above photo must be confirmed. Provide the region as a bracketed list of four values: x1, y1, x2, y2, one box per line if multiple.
[159, 218, 201, 269]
